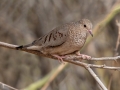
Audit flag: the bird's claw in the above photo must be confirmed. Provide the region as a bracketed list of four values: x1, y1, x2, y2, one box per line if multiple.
[80, 54, 91, 60]
[76, 52, 91, 60]
[52, 55, 65, 64]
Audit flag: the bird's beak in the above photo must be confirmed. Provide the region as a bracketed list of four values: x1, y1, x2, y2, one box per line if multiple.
[88, 30, 93, 37]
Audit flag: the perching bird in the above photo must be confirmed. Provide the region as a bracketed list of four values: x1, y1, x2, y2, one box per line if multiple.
[16, 19, 93, 62]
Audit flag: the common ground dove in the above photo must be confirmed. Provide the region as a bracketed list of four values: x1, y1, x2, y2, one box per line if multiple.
[16, 19, 93, 62]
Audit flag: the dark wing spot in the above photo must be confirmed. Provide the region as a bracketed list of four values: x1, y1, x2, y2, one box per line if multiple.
[44, 35, 48, 43]
[49, 33, 52, 41]
[61, 33, 63, 37]
[53, 34, 56, 40]
[58, 32, 63, 38]
[49, 42, 65, 47]
[32, 40, 37, 44]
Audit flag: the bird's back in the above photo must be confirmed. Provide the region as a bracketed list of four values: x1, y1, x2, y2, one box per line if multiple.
[32, 22, 79, 47]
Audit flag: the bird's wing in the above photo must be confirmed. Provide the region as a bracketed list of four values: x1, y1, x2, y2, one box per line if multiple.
[32, 23, 72, 47]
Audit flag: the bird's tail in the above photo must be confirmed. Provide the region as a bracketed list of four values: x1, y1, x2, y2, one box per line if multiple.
[16, 43, 42, 51]
[16, 43, 32, 50]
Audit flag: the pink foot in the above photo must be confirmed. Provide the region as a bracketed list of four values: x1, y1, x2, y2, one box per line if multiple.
[79, 54, 91, 60]
[52, 55, 65, 63]
[76, 52, 91, 60]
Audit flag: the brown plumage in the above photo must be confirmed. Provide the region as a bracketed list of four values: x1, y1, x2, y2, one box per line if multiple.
[16, 19, 93, 62]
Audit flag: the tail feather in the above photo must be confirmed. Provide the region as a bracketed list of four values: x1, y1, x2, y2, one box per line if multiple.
[16, 44, 41, 51]
[16, 45, 24, 50]
[16, 44, 32, 50]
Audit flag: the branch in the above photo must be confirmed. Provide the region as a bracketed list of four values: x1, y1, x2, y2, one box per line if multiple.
[0, 41, 120, 90]
[0, 41, 120, 62]
[0, 41, 120, 71]
[0, 81, 18, 90]
[64, 55, 120, 61]
[0, 3, 120, 90]
[86, 68, 107, 90]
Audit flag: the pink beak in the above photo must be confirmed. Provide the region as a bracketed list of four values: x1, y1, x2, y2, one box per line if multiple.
[88, 30, 93, 37]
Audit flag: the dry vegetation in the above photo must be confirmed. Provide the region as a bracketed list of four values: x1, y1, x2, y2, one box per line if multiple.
[0, 0, 120, 90]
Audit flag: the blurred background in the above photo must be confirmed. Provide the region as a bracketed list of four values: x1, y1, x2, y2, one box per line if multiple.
[0, 0, 120, 90]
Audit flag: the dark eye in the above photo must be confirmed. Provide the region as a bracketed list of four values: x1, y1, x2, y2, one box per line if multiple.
[84, 25, 86, 27]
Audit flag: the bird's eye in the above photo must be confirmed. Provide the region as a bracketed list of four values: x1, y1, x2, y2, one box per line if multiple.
[84, 25, 86, 27]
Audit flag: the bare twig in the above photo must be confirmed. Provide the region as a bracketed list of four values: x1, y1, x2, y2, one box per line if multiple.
[0, 41, 120, 62]
[0, 3, 120, 90]
[65, 55, 120, 61]
[86, 68, 107, 90]
[66, 60, 120, 71]
[0, 81, 18, 90]
[0, 41, 120, 90]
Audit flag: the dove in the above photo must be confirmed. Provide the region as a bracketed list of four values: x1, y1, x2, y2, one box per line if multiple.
[16, 19, 93, 63]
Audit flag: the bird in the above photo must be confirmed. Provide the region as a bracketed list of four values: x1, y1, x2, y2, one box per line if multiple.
[16, 19, 93, 63]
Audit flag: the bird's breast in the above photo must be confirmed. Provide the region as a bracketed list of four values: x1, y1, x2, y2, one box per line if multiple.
[68, 30, 87, 47]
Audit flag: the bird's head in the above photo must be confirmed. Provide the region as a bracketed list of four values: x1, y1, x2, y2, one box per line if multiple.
[80, 19, 93, 37]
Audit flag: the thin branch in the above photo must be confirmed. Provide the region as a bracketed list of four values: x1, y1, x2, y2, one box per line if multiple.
[0, 3, 120, 90]
[0, 41, 120, 71]
[65, 59, 109, 90]
[0, 81, 18, 90]
[64, 55, 120, 61]
[67, 60, 120, 71]
[0, 41, 120, 62]
[0, 41, 120, 90]
[86, 68, 108, 90]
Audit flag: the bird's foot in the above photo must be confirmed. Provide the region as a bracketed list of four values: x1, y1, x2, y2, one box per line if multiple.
[79, 54, 91, 60]
[76, 52, 91, 60]
[52, 55, 65, 64]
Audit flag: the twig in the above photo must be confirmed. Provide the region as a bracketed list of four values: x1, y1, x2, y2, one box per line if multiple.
[67, 60, 120, 71]
[65, 59, 108, 90]
[0, 81, 18, 90]
[0, 3, 120, 90]
[1, 41, 120, 89]
[86, 68, 107, 90]
[0, 41, 120, 62]
[65, 55, 120, 61]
